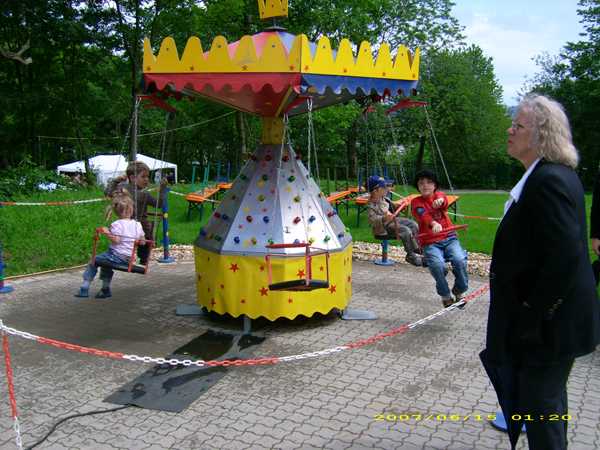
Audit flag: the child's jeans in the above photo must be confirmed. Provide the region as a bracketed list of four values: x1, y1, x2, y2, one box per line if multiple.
[83, 248, 129, 284]
[423, 236, 468, 298]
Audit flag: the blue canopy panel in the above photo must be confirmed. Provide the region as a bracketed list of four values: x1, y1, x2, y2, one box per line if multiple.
[285, 74, 418, 115]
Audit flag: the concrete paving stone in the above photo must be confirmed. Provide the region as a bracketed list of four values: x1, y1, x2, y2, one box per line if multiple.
[402, 432, 432, 448]
[570, 438, 596, 450]
[424, 437, 454, 449]
[2, 262, 599, 449]
[282, 429, 312, 444]
[323, 438, 354, 449]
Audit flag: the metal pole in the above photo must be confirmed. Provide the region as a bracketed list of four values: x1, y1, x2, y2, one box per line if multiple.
[158, 187, 175, 264]
[131, 95, 139, 162]
[0, 243, 14, 294]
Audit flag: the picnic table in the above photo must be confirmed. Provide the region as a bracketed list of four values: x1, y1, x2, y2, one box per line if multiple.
[185, 186, 220, 220]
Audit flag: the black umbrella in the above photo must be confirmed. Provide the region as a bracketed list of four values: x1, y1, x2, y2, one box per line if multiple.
[480, 350, 525, 449]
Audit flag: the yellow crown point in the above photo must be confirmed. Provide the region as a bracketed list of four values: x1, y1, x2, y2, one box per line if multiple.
[257, 0, 288, 20]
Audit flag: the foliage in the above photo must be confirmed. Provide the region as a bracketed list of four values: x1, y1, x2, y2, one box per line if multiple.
[0, 0, 516, 191]
[0, 157, 74, 198]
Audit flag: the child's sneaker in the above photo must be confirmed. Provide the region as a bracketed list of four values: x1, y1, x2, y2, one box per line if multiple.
[452, 287, 466, 309]
[405, 253, 424, 267]
[95, 288, 112, 299]
[74, 287, 89, 298]
[441, 296, 456, 308]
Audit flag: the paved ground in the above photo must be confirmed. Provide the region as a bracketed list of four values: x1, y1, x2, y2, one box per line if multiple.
[1, 259, 599, 450]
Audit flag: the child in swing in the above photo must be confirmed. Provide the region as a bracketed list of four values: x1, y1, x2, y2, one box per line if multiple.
[75, 193, 145, 299]
[105, 161, 167, 264]
[411, 170, 468, 308]
[366, 175, 424, 266]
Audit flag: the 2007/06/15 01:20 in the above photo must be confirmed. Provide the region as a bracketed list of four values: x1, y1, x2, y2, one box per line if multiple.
[374, 413, 574, 422]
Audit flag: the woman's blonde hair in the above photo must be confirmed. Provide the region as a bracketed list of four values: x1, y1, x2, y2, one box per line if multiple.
[518, 93, 579, 168]
[105, 190, 134, 220]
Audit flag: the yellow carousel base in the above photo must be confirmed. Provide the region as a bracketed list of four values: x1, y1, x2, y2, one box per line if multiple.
[194, 245, 352, 321]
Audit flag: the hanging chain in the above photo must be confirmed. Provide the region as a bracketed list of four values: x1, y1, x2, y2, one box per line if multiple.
[306, 98, 320, 186]
[386, 115, 409, 195]
[424, 106, 454, 192]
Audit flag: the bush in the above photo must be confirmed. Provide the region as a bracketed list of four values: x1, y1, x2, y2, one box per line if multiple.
[0, 157, 73, 199]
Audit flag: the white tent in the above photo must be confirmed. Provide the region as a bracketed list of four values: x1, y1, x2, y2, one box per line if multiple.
[56, 154, 178, 186]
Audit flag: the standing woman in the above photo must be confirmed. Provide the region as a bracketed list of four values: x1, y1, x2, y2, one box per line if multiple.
[480, 94, 600, 450]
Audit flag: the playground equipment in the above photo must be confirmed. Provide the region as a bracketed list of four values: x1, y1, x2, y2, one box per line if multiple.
[142, 0, 420, 320]
[91, 228, 155, 275]
[0, 243, 14, 294]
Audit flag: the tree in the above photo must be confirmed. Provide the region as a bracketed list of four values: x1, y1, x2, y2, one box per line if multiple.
[396, 45, 511, 188]
[526, 0, 600, 187]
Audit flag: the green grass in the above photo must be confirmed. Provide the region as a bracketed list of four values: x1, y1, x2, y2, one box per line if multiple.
[0, 184, 595, 277]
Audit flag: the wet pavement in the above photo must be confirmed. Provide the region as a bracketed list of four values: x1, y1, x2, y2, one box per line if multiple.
[1, 260, 599, 449]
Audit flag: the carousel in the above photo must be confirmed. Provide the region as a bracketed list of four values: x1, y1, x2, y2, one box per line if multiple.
[142, 0, 420, 320]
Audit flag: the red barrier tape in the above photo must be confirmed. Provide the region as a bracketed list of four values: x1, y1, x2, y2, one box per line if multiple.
[2, 334, 19, 419]
[36, 337, 125, 360]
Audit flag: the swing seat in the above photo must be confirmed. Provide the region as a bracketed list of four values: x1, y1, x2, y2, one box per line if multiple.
[374, 234, 391, 240]
[91, 228, 154, 275]
[95, 260, 147, 274]
[268, 279, 329, 292]
[265, 243, 330, 292]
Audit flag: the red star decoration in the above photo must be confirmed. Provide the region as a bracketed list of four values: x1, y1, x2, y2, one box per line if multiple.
[319, 266, 324, 272]
[329, 285, 337, 294]
[220, 284, 225, 289]
[259, 287, 269, 296]
[288, 298, 293, 303]
[210, 298, 216, 306]
[259, 265, 265, 272]
[297, 269, 305, 278]
[197, 274, 202, 281]
[347, 276, 352, 283]
[240, 299, 246, 304]
[229, 263, 239, 273]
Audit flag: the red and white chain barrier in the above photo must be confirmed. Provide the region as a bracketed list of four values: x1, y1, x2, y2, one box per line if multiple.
[1, 284, 489, 448]
[1, 284, 489, 368]
[2, 323, 23, 450]
[0, 198, 105, 207]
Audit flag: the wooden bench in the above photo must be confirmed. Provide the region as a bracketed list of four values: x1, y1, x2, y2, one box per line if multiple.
[326, 190, 354, 215]
[186, 186, 220, 220]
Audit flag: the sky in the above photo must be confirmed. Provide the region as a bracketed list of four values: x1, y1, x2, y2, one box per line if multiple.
[453, 0, 585, 105]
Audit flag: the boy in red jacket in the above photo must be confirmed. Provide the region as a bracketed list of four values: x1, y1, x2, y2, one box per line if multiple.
[411, 170, 468, 307]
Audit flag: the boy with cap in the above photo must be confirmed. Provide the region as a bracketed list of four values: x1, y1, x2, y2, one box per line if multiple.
[411, 170, 468, 307]
[366, 175, 423, 266]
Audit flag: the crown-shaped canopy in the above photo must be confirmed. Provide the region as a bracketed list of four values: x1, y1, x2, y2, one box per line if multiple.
[258, 0, 288, 20]
[143, 30, 420, 117]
